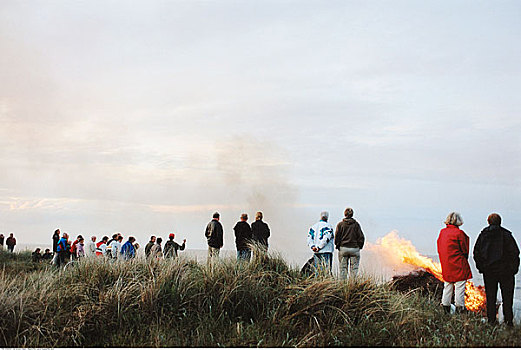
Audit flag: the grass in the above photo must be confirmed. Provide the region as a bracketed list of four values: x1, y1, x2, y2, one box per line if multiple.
[0, 248, 519, 347]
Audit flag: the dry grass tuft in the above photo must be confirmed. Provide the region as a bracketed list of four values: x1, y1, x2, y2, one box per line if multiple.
[0, 249, 519, 347]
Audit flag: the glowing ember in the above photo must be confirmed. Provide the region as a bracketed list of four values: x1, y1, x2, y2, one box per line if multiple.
[371, 231, 486, 312]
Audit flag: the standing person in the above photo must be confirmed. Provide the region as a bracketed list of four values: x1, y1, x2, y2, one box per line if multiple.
[106, 233, 118, 256]
[56, 233, 69, 267]
[77, 237, 85, 259]
[164, 233, 186, 258]
[145, 236, 156, 259]
[6, 233, 16, 253]
[70, 235, 83, 261]
[86, 236, 96, 257]
[42, 249, 53, 260]
[0, 233, 5, 250]
[96, 236, 109, 257]
[112, 235, 123, 260]
[307, 211, 334, 274]
[150, 237, 163, 259]
[205, 212, 224, 263]
[335, 207, 365, 279]
[121, 237, 137, 260]
[473, 213, 520, 326]
[251, 211, 270, 252]
[32, 248, 42, 262]
[234, 213, 252, 262]
[437, 212, 472, 314]
[107, 233, 118, 247]
[52, 229, 60, 255]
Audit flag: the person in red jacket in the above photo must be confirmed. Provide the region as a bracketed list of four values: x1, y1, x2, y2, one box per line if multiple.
[437, 212, 472, 314]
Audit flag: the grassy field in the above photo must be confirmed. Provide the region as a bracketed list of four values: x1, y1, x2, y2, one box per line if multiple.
[0, 248, 518, 347]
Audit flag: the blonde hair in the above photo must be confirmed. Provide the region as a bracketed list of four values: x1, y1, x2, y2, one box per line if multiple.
[255, 211, 263, 220]
[445, 212, 463, 226]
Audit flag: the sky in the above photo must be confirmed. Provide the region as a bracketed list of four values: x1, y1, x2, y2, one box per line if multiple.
[1, 0, 520, 263]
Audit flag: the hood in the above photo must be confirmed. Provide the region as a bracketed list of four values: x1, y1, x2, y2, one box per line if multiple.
[343, 218, 357, 225]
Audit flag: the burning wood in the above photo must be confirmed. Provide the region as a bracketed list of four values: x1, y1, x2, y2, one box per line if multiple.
[391, 269, 443, 298]
[369, 231, 486, 313]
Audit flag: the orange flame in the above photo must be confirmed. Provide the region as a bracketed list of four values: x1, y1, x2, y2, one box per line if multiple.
[371, 231, 486, 312]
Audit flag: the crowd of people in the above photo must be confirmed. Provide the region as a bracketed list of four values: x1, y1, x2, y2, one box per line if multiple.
[49, 230, 144, 267]
[204, 211, 271, 263]
[1, 207, 519, 326]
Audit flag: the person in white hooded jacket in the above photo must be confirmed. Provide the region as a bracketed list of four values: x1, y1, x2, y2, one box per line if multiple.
[307, 211, 335, 274]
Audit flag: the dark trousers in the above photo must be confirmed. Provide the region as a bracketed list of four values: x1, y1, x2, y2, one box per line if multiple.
[483, 272, 515, 324]
[56, 251, 67, 267]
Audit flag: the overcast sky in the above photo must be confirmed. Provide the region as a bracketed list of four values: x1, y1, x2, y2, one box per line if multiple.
[1, 0, 520, 261]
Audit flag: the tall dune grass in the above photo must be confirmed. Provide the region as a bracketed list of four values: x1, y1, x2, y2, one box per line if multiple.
[0, 248, 518, 347]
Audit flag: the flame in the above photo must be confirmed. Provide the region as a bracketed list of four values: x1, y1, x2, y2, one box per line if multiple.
[370, 231, 486, 312]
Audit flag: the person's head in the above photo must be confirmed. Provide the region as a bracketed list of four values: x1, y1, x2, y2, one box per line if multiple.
[129, 236, 136, 243]
[79, 238, 84, 244]
[35, 248, 40, 253]
[488, 213, 502, 226]
[445, 212, 464, 226]
[63, 232, 69, 239]
[255, 211, 263, 221]
[91, 236, 96, 242]
[77, 235, 83, 240]
[45, 248, 50, 253]
[117, 236, 123, 242]
[156, 237, 162, 245]
[102, 236, 109, 243]
[112, 234, 118, 240]
[9, 233, 14, 238]
[240, 213, 248, 221]
[150, 236, 156, 243]
[169, 233, 175, 240]
[213, 212, 220, 220]
[320, 211, 329, 222]
[55, 229, 60, 235]
[344, 207, 354, 218]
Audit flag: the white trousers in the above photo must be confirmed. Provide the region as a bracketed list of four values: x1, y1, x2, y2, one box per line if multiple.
[441, 280, 466, 307]
[338, 246, 360, 279]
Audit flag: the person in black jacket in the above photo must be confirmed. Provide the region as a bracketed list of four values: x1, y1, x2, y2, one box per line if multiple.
[144, 236, 156, 259]
[52, 229, 60, 255]
[42, 248, 53, 260]
[234, 213, 252, 262]
[205, 212, 224, 262]
[334, 207, 365, 279]
[251, 211, 270, 252]
[32, 248, 43, 262]
[164, 233, 186, 258]
[473, 213, 520, 326]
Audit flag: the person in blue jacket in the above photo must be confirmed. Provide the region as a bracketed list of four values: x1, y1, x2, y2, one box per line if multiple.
[121, 237, 137, 260]
[56, 232, 69, 267]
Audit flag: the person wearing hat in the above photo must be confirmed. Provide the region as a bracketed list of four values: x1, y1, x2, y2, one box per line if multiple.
[164, 233, 186, 258]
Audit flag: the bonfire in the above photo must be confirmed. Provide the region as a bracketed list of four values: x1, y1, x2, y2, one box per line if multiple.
[369, 231, 486, 312]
